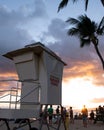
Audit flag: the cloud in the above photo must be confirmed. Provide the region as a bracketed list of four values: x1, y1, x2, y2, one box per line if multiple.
[0, 6, 31, 54]
[40, 18, 104, 87]
[0, 0, 48, 55]
[42, 18, 103, 65]
[91, 98, 104, 104]
[29, 0, 47, 18]
[0, 0, 48, 78]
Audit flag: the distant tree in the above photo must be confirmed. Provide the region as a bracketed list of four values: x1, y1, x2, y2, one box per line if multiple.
[58, 0, 104, 12]
[66, 15, 104, 69]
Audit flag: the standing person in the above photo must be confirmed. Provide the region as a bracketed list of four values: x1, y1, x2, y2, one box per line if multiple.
[65, 111, 70, 130]
[81, 105, 88, 127]
[69, 107, 74, 124]
[56, 106, 60, 124]
[89, 110, 95, 123]
[61, 106, 66, 123]
[48, 105, 53, 124]
[56, 106, 60, 115]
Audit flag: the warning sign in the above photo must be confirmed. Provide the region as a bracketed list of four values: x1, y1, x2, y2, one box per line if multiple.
[50, 75, 59, 86]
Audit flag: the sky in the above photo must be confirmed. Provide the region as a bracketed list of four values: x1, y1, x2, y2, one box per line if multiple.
[0, 0, 104, 111]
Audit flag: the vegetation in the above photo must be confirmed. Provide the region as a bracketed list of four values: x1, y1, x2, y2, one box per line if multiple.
[58, 0, 104, 12]
[66, 15, 104, 69]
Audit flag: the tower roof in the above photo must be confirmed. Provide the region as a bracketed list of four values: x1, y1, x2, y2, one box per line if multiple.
[3, 42, 67, 65]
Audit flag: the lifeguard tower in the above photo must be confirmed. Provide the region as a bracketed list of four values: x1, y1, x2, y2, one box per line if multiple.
[0, 42, 66, 130]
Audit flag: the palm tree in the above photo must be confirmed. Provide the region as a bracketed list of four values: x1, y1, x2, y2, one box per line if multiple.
[58, 0, 104, 12]
[66, 15, 104, 69]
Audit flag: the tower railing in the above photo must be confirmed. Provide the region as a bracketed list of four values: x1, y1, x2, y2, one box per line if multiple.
[0, 79, 21, 109]
[0, 79, 40, 109]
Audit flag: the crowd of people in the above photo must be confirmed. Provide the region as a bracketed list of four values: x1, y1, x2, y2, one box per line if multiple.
[40, 104, 104, 129]
[95, 105, 104, 114]
[39, 105, 74, 130]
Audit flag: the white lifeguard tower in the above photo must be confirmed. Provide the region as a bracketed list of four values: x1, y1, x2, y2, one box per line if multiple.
[0, 42, 66, 130]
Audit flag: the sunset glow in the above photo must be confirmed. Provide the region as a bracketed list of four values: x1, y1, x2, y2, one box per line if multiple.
[62, 77, 104, 110]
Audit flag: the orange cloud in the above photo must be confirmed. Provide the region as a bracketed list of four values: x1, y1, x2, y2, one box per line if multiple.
[0, 72, 18, 96]
[90, 98, 104, 103]
[63, 59, 104, 87]
[0, 72, 17, 78]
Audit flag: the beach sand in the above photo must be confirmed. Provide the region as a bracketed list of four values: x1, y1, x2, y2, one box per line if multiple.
[0, 119, 104, 130]
[69, 119, 104, 130]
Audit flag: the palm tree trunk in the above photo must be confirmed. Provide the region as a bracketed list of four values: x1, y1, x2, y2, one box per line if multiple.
[94, 45, 104, 69]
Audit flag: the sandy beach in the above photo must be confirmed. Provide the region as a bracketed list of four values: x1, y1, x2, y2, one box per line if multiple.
[69, 119, 104, 130]
[0, 119, 104, 130]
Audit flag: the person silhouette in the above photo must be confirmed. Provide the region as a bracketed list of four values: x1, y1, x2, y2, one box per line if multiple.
[81, 105, 88, 127]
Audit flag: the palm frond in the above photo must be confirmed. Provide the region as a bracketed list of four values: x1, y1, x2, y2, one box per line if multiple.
[84, 0, 104, 10]
[58, 0, 79, 12]
[66, 18, 79, 25]
[78, 14, 89, 23]
[76, 15, 97, 37]
[97, 17, 104, 35]
[80, 38, 90, 48]
[85, 0, 89, 11]
[97, 17, 104, 29]
[58, 0, 69, 12]
[97, 27, 104, 35]
[67, 28, 79, 36]
[58, 0, 104, 12]
[101, 0, 104, 6]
